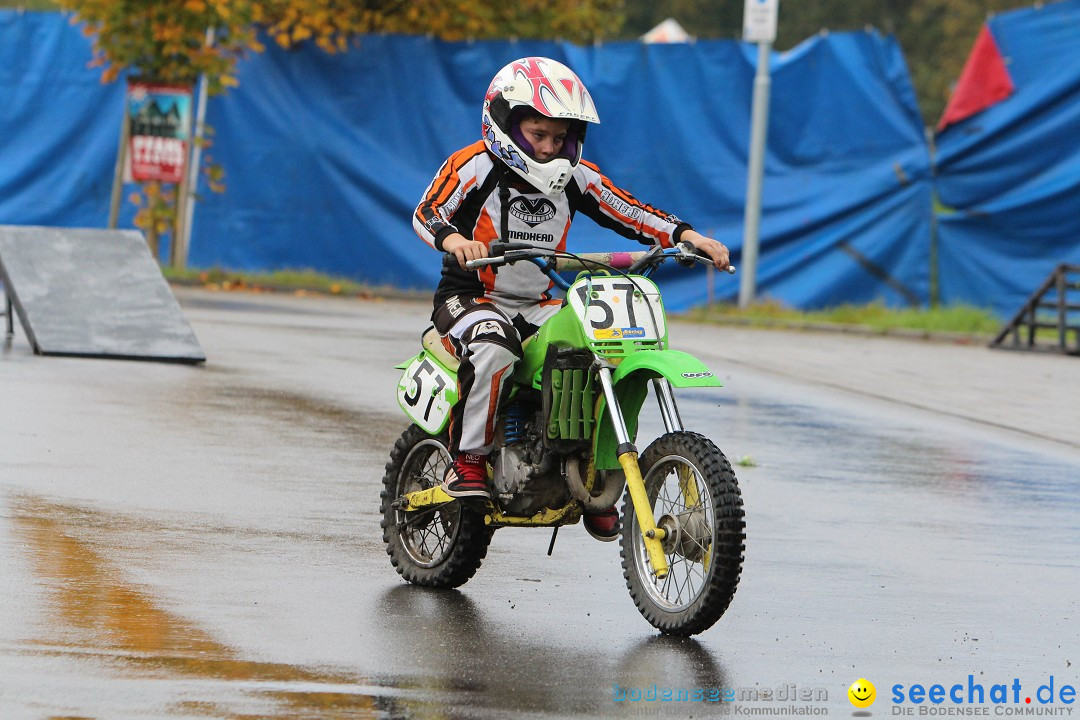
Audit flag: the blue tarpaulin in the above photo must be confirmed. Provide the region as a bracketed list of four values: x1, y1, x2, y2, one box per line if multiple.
[935, 0, 1080, 318]
[0, 11, 931, 311]
[0, 11, 127, 228]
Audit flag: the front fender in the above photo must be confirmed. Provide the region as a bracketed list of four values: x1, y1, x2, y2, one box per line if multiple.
[611, 349, 722, 388]
[592, 350, 722, 470]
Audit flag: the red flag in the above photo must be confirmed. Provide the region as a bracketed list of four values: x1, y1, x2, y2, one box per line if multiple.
[937, 25, 1015, 131]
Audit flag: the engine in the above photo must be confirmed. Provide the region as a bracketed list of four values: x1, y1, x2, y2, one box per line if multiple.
[491, 392, 571, 516]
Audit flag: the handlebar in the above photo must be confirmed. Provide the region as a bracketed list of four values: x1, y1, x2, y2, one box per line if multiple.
[447, 241, 736, 275]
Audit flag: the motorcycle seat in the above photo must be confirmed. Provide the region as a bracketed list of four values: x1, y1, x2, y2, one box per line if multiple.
[422, 326, 460, 371]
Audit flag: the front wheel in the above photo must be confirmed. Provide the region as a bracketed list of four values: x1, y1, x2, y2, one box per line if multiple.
[379, 425, 493, 588]
[620, 431, 745, 636]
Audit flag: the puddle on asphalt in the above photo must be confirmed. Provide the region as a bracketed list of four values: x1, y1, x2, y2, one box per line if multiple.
[9, 496, 389, 719]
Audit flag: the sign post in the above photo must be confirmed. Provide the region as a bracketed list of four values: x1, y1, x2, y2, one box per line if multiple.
[739, 0, 778, 308]
[107, 106, 129, 230]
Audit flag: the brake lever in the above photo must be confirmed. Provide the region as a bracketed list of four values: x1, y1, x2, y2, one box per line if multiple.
[676, 241, 737, 274]
[692, 255, 738, 274]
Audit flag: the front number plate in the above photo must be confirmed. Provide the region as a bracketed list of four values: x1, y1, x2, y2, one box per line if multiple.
[566, 276, 666, 343]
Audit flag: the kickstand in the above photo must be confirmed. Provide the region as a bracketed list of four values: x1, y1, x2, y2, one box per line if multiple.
[547, 527, 559, 556]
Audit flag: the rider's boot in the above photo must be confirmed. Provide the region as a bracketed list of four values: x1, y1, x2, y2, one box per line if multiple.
[442, 452, 491, 499]
[583, 506, 620, 542]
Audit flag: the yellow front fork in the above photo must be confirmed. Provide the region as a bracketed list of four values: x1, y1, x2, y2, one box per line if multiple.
[619, 450, 669, 579]
[597, 365, 669, 579]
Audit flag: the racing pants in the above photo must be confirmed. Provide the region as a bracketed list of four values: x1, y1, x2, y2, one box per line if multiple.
[432, 295, 561, 456]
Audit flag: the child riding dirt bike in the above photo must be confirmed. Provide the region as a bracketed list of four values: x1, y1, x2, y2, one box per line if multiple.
[386, 56, 744, 636]
[412, 56, 731, 542]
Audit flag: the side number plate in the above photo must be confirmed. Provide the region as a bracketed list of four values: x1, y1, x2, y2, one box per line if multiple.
[396, 353, 456, 434]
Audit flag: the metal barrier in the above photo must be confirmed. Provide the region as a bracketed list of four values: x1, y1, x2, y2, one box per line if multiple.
[990, 263, 1080, 356]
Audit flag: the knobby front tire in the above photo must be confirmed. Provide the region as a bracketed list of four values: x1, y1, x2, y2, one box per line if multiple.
[379, 425, 493, 588]
[620, 431, 745, 636]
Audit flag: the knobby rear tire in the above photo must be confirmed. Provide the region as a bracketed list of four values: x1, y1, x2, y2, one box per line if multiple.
[620, 431, 745, 636]
[379, 425, 493, 588]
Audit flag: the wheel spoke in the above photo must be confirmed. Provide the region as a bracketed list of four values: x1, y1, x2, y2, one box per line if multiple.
[416, 526, 433, 560]
[668, 557, 685, 604]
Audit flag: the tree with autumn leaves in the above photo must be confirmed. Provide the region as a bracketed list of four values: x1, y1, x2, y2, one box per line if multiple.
[60, 0, 623, 263]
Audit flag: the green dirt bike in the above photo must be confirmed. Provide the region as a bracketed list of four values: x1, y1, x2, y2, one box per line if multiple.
[380, 242, 745, 636]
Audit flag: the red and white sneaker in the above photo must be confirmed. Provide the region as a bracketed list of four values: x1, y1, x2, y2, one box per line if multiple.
[442, 453, 490, 499]
[583, 506, 620, 542]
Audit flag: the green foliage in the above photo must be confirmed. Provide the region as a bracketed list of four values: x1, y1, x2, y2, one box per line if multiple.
[0, 0, 59, 8]
[380, 0, 624, 43]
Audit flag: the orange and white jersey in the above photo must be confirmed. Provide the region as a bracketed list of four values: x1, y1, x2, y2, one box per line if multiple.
[415, 141, 691, 307]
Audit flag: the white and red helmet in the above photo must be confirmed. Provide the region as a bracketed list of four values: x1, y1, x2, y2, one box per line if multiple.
[482, 57, 600, 195]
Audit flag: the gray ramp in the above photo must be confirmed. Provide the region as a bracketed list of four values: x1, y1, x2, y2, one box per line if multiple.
[0, 226, 205, 363]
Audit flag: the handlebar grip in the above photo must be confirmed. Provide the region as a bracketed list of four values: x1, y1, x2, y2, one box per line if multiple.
[445, 253, 508, 269]
[445, 253, 501, 270]
[445, 241, 530, 269]
[464, 257, 504, 271]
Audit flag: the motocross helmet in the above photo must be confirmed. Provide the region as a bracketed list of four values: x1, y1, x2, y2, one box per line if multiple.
[482, 56, 600, 196]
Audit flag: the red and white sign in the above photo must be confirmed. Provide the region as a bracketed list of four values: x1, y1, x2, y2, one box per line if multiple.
[126, 81, 192, 184]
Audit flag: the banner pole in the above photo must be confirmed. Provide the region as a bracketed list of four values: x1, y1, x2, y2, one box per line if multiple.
[108, 92, 129, 229]
[179, 27, 215, 270]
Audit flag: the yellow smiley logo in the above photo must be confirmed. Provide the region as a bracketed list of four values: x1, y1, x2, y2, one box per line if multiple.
[848, 678, 876, 708]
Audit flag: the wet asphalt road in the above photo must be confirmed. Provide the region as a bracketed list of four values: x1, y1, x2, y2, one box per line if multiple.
[1, 288, 1079, 720]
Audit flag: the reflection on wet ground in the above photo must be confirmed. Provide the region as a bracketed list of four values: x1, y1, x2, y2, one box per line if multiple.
[366, 585, 735, 719]
[10, 496, 382, 720]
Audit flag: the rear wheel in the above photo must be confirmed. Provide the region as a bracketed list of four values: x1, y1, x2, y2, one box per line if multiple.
[379, 425, 493, 588]
[620, 431, 745, 636]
